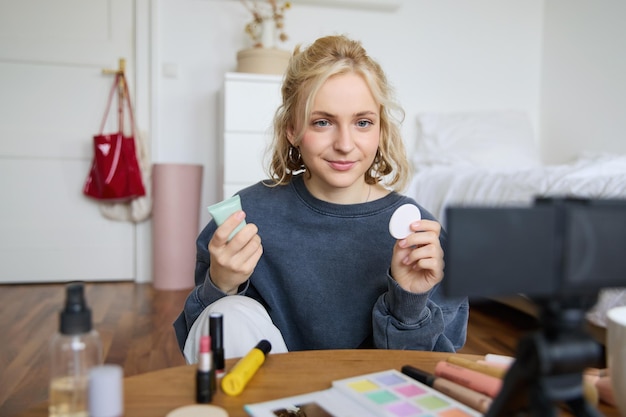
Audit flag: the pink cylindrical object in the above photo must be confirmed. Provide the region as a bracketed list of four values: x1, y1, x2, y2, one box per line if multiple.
[152, 163, 203, 290]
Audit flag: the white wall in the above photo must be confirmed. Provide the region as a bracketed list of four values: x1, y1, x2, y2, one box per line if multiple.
[541, 0, 626, 164]
[155, 0, 545, 228]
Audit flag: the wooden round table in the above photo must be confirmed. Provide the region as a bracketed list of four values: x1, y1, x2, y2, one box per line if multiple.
[17, 350, 618, 417]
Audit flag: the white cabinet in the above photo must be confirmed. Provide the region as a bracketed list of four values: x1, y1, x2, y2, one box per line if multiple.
[219, 72, 283, 199]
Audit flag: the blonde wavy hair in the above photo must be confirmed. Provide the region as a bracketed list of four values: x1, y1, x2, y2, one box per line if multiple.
[267, 35, 411, 192]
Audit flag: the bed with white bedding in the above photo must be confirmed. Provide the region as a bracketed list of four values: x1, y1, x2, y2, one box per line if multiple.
[404, 110, 626, 330]
[410, 152, 626, 224]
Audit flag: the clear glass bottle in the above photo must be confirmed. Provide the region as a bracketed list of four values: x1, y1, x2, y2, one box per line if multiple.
[49, 282, 103, 417]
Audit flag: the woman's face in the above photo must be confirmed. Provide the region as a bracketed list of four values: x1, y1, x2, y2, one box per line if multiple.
[296, 72, 380, 204]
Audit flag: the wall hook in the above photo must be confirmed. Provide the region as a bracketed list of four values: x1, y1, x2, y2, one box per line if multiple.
[102, 58, 126, 76]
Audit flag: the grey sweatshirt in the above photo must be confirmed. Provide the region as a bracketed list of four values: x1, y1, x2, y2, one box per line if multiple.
[174, 174, 468, 353]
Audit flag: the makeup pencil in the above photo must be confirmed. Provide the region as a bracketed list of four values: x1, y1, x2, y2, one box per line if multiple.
[402, 365, 492, 414]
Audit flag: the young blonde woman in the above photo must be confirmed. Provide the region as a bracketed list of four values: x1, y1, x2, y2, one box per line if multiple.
[175, 35, 468, 363]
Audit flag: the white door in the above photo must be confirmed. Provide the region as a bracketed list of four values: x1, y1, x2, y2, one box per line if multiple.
[0, 0, 140, 283]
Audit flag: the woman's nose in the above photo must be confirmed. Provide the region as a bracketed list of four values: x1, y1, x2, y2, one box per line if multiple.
[333, 125, 355, 152]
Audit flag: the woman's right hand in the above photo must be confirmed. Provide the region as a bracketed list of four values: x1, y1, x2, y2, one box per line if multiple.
[208, 211, 263, 294]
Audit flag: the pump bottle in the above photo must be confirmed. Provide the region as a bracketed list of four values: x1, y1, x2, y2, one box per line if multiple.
[49, 282, 103, 417]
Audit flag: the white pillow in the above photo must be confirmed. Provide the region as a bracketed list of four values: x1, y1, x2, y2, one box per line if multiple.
[413, 110, 540, 170]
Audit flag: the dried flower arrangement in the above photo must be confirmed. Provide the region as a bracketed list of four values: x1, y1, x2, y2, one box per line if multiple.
[240, 0, 291, 48]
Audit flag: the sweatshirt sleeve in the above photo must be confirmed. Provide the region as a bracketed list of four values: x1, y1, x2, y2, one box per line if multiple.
[372, 275, 469, 352]
[172, 220, 249, 352]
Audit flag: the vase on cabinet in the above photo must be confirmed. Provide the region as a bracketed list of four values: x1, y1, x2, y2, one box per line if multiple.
[236, 47, 290, 75]
[237, 18, 290, 75]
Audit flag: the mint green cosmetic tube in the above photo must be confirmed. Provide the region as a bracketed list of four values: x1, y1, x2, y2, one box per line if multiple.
[207, 195, 246, 241]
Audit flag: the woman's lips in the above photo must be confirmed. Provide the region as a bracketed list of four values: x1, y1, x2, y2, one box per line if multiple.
[328, 160, 355, 171]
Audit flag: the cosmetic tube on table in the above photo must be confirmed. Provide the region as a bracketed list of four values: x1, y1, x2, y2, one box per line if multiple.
[221, 340, 271, 396]
[484, 353, 515, 366]
[196, 335, 215, 403]
[434, 361, 502, 398]
[210, 313, 225, 378]
[402, 365, 492, 414]
[446, 355, 507, 379]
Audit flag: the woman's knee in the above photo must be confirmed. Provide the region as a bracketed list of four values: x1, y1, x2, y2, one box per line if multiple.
[183, 295, 288, 364]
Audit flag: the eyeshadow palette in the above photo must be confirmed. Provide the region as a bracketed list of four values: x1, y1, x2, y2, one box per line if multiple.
[244, 369, 481, 417]
[333, 370, 480, 417]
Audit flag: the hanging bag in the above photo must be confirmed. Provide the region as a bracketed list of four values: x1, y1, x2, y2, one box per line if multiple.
[97, 126, 153, 223]
[83, 73, 146, 201]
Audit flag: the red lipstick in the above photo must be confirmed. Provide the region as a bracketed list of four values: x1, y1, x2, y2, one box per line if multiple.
[196, 335, 215, 403]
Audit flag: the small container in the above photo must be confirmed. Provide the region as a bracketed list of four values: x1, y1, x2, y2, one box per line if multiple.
[89, 364, 124, 417]
[49, 282, 103, 417]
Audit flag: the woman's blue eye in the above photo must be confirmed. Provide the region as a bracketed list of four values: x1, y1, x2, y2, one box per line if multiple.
[357, 120, 372, 128]
[313, 120, 330, 127]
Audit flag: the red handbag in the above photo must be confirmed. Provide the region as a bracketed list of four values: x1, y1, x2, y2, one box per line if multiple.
[83, 72, 146, 201]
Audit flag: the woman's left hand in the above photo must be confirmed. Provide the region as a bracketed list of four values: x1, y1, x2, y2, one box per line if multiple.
[390, 219, 444, 294]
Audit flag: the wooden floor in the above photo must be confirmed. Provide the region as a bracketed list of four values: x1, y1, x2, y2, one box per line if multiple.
[0, 282, 540, 417]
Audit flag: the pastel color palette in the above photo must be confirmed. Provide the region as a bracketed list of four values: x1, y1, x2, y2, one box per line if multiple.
[386, 401, 422, 416]
[416, 395, 449, 410]
[366, 390, 398, 404]
[375, 373, 406, 386]
[348, 380, 379, 392]
[395, 384, 426, 397]
[333, 370, 481, 417]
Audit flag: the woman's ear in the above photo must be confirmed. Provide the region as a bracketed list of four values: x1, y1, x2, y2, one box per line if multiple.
[286, 126, 296, 146]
